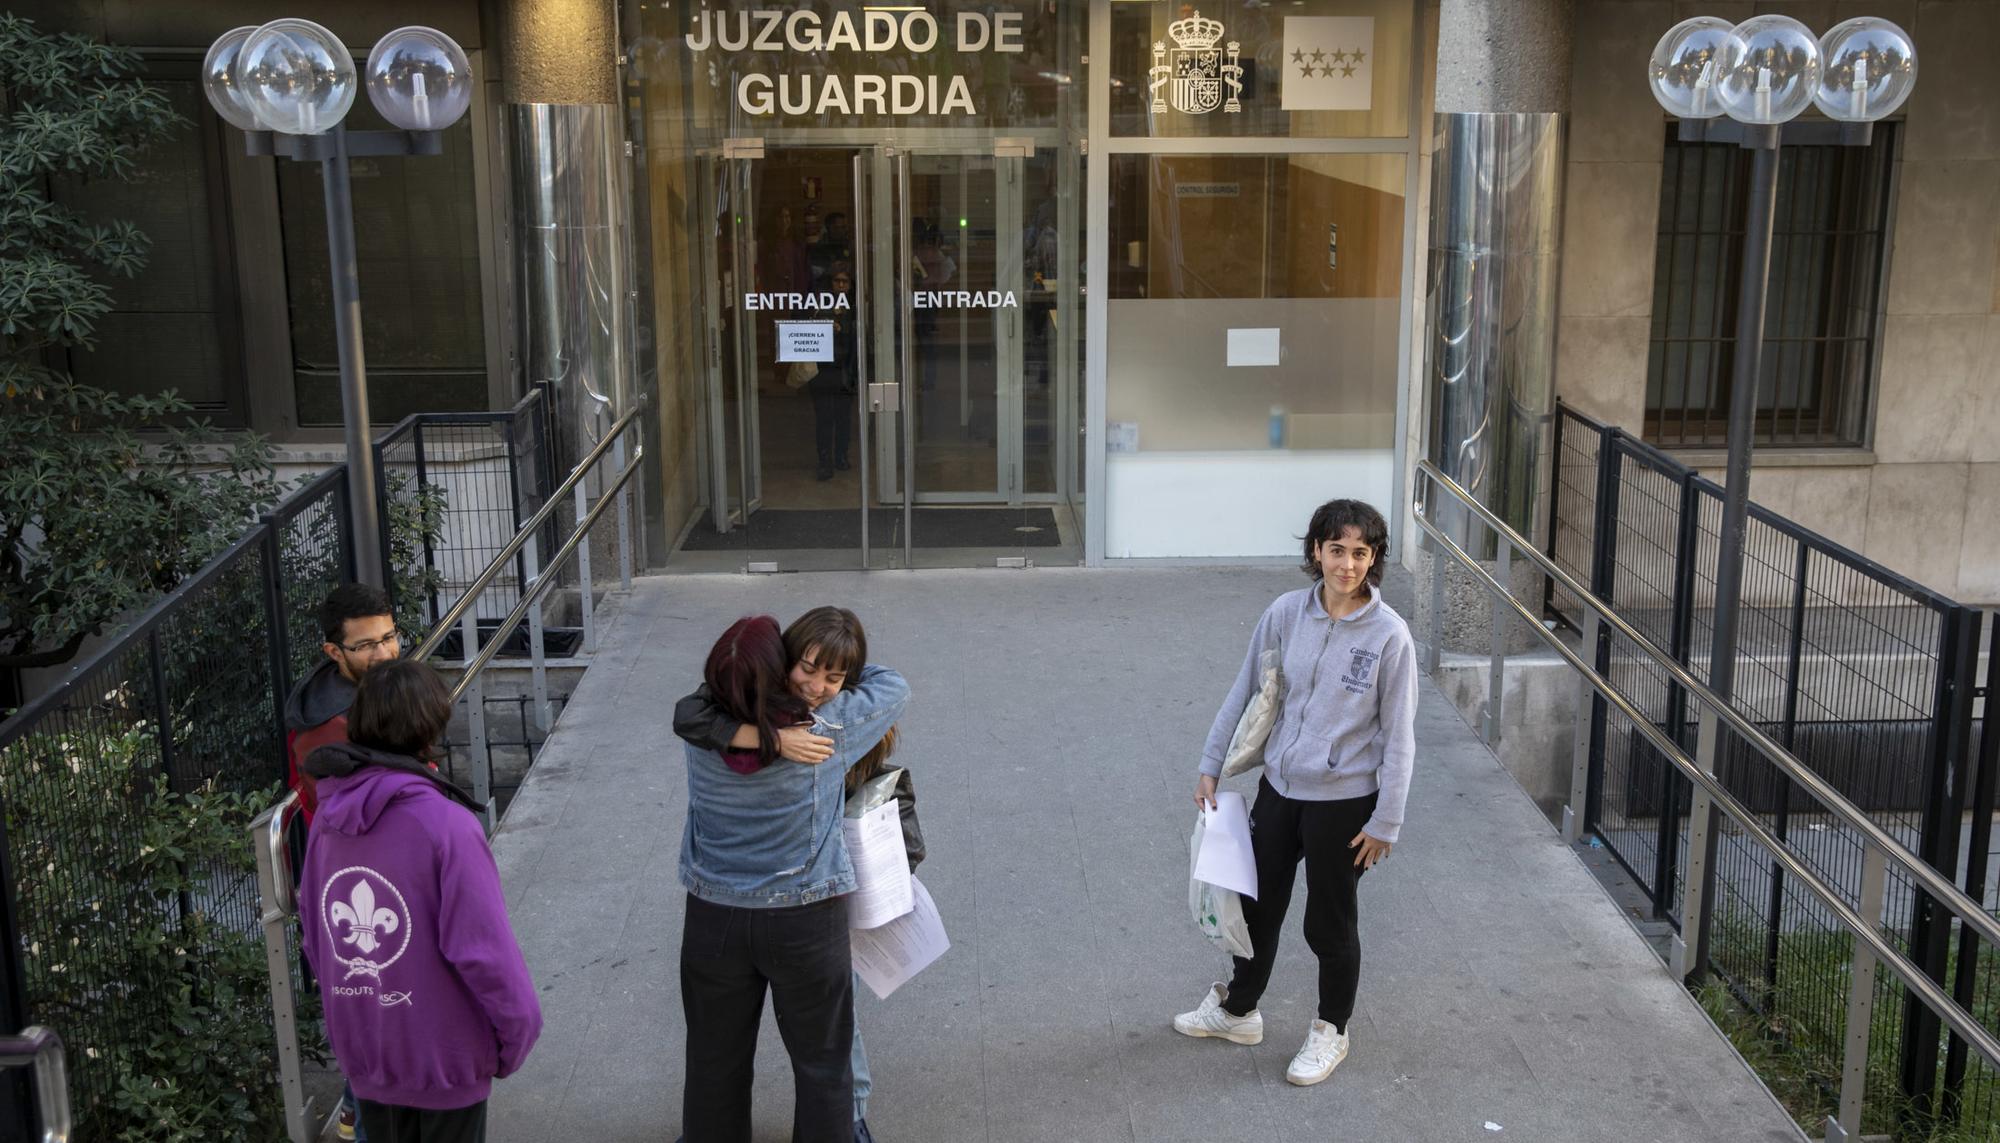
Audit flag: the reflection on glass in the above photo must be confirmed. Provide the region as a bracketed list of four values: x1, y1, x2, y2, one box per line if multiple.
[1106, 153, 1404, 451]
[1111, 0, 1413, 139]
[277, 95, 485, 424]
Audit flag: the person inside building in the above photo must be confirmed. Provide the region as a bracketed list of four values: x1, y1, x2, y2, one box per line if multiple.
[1174, 498, 1419, 1088]
[808, 264, 860, 481]
[300, 659, 542, 1143]
[673, 612, 907, 1143]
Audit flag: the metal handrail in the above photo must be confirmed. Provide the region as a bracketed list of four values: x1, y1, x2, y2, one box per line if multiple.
[411, 396, 646, 663]
[445, 444, 643, 704]
[1413, 460, 2000, 1081]
[1416, 459, 2000, 954]
[254, 399, 642, 1142]
[0, 1025, 72, 1142]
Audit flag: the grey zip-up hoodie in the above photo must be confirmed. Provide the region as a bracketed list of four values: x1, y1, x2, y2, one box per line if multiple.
[1199, 582, 1418, 844]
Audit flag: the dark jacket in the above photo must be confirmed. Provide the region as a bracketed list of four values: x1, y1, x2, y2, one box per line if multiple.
[285, 658, 357, 824]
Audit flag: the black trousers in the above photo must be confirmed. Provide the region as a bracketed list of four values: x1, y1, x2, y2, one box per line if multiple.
[809, 379, 852, 468]
[1223, 779, 1378, 1029]
[355, 1099, 485, 1143]
[681, 893, 853, 1143]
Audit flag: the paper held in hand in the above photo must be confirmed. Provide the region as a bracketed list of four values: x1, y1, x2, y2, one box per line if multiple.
[852, 877, 949, 1000]
[843, 800, 914, 930]
[1193, 791, 1259, 899]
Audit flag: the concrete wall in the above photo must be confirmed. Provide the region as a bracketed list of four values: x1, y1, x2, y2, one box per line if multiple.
[1558, 0, 2000, 605]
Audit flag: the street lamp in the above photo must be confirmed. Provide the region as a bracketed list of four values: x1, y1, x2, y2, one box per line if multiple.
[1646, 8, 1914, 1101]
[202, 22, 475, 589]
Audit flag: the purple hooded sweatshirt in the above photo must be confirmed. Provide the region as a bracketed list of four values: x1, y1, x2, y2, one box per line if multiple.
[299, 741, 542, 1111]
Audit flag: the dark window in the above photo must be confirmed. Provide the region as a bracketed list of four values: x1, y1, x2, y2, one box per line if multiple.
[275, 93, 488, 426]
[1644, 123, 1896, 449]
[48, 76, 247, 426]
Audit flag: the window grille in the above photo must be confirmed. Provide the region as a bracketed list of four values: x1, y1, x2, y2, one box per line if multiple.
[1644, 123, 1897, 449]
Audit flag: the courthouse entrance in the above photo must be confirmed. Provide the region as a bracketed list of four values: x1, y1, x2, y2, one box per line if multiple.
[628, 2, 1089, 569]
[685, 135, 1080, 569]
[629, 1, 1421, 567]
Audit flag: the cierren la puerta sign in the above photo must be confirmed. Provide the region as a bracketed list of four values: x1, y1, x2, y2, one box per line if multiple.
[687, 7, 1026, 117]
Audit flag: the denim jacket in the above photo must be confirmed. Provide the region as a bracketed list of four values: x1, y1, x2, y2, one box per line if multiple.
[678, 664, 909, 909]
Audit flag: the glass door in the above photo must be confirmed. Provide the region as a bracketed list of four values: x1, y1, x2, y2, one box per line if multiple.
[683, 140, 1079, 570]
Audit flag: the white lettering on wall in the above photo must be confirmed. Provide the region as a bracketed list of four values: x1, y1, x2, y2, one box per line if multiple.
[738, 73, 974, 118]
[691, 8, 1012, 118]
[911, 290, 1019, 310]
[743, 292, 852, 312]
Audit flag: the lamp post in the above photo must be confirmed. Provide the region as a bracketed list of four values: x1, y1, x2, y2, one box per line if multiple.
[203, 22, 475, 588]
[1647, 3, 1917, 1078]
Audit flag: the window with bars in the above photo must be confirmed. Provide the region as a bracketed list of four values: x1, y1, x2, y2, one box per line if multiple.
[1644, 123, 1897, 449]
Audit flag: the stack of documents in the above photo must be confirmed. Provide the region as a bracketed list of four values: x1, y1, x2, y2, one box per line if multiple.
[844, 799, 949, 998]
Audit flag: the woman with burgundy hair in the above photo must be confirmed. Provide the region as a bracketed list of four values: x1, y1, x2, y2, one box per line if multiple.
[674, 614, 907, 1143]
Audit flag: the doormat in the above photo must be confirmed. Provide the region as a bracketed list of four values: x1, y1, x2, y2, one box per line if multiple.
[681, 507, 1062, 550]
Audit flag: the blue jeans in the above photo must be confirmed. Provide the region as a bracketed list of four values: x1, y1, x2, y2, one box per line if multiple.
[851, 977, 870, 1123]
[342, 1082, 368, 1142]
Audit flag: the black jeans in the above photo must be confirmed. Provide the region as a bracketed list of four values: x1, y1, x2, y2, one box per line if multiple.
[681, 893, 853, 1143]
[1223, 779, 1378, 1030]
[355, 1099, 485, 1143]
[809, 376, 852, 469]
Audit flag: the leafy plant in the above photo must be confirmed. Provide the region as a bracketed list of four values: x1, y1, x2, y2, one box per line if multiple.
[385, 471, 449, 641]
[0, 720, 300, 1140]
[0, 13, 280, 678]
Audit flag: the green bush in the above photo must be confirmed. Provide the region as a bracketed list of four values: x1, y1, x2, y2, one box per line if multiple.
[0, 720, 298, 1140]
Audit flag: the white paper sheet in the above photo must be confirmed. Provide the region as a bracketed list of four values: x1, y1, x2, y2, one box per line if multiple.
[776, 320, 834, 362]
[1192, 792, 1259, 899]
[1226, 327, 1281, 367]
[851, 878, 949, 1000]
[843, 800, 914, 929]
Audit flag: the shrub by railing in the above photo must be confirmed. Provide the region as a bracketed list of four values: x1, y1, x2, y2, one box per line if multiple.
[0, 388, 554, 1140]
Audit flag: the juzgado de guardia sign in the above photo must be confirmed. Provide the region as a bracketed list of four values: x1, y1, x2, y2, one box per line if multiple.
[687, 8, 1025, 117]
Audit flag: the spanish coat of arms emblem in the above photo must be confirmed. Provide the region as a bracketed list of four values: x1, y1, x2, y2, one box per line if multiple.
[1149, 12, 1244, 115]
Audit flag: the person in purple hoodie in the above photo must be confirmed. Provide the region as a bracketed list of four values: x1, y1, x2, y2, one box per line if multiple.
[300, 659, 543, 1143]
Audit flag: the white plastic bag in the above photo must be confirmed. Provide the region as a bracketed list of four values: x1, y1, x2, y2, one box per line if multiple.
[1188, 815, 1254, 959]
[1221, 647, 1281, 778]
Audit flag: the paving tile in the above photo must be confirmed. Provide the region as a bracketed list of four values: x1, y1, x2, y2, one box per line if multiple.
[486, 571, 1804, 1143]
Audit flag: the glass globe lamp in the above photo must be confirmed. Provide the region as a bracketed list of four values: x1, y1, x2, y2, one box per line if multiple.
[365, 27, 474, 132]
[1814, 17, 1917, 123]
[1648, 17, 1736, 119]
[201, 26, 264, 131]
[237, 18, 357, 136]
[1716, 15, 1820, 125]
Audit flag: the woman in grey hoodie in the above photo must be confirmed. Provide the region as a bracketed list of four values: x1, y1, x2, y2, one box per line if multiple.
[1174, 498, 1418, 1088]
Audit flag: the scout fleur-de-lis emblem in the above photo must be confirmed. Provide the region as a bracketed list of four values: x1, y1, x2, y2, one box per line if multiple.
[330, 879, 400, 955]
[1148, 12, 1244, 116]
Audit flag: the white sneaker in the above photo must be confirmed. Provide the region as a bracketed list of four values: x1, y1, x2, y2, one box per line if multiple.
[1285, 1019, 1350, 1085]
[1172, 983, 1264, 1045]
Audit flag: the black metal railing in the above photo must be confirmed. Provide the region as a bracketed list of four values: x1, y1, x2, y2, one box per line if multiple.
[1550, 400, 1992, 1128]
[0, 386, 562, 1141]
[372, 383, 559, 643]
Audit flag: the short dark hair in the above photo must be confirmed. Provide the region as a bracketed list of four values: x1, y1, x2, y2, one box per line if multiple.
[320, 583, 393, 645]
[1301, 499, 1391, 588]
[705, 616, 812, 766]
[348, 659, 451, 760]
[783, 606, 867, 680]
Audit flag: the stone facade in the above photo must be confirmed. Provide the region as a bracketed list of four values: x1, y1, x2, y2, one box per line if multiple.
[1557, 0, 2000, 604]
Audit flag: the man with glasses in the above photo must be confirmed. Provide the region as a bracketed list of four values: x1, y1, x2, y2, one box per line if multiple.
[285, 583, 404, 826]
[283, 583, 401, 1143]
